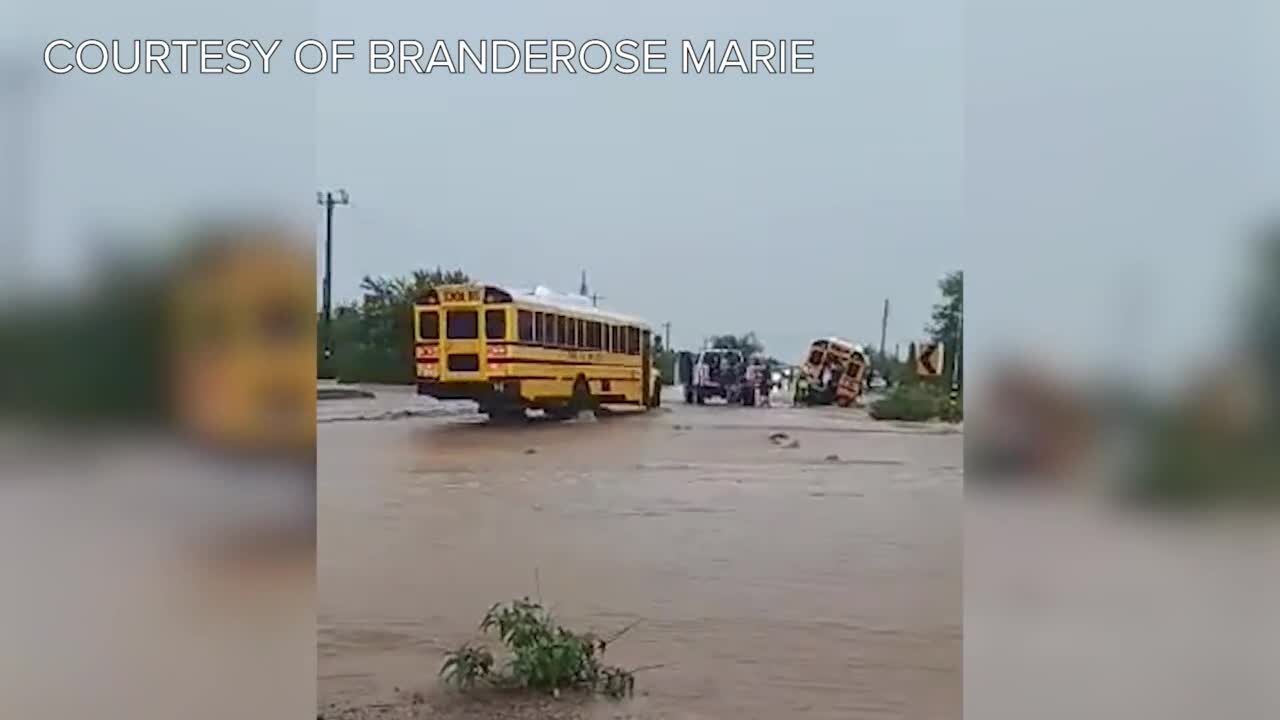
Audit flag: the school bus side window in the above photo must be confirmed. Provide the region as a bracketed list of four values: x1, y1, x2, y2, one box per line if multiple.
[533, 312, 544, 343]
[485, 309, 506, 340]
[557, 315, 569, 347]
[518, 310, 534, 342]
[576, 319, 586, 349]
[628, 327, 640, 355]
[567, 317, 578, 348]
[546, 314, 558, 346]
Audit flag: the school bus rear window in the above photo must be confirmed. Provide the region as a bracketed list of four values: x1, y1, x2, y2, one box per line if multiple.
[419, 310, 439, 340]
[446, 310, 478, 339]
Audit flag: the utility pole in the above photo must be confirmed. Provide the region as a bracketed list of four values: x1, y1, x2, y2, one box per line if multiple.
[1, 60, 37, 298]
[590, 292, 604, 308]
[879, 298, 890, 359]
[952, 295, 963, 396]
[661, 321, 671, 351]
[579, 270, 589, 297]
[316, 189, 349, 371]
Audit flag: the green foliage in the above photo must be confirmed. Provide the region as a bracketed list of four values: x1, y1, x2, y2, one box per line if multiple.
[440, 644, 495, 690]
[939, 393, 964, 423]
[1250, 224, 1280, 412]
[1126, 224, 1280, 507]
[1128, 420, 1280, 508]
[654, 350, 677, 386]
[0, 264, 167, 424]
[320, 267, 468, 383]
[708, 332, 764, 356]
[926, 270, 963, 388]
[870, 382, 951, 422]
[902, 343, 920, 386]
[865, 344, 906, 387]
[441, 597, 638, 701]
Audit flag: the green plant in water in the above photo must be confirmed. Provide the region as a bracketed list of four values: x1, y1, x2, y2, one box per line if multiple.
[440, 643, 495, 689]
[442, 597, 641, 700]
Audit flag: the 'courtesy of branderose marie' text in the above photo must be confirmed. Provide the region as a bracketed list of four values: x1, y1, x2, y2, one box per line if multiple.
[42, 38, 817, 76]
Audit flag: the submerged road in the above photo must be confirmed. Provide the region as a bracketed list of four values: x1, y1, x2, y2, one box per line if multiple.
[319, 386, 961, 719]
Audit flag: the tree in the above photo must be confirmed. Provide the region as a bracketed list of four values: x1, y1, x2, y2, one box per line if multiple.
[709, 332, 764, 356]
[903, 342, 920, 385]
[1250, 224, 1280, 415]
[320, 267, 468, 383]
[865, 343, 905, 386]
[926, 270, 963, 388]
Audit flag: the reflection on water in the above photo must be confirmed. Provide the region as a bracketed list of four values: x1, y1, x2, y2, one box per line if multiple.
[319, 388, 961, 719]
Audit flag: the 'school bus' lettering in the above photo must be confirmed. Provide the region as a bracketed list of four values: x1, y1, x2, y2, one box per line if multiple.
[441, 288, 480, 303]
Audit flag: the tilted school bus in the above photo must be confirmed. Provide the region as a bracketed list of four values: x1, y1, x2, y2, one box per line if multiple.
[414, 284, 662, 419]
[795, 337, 869, 407]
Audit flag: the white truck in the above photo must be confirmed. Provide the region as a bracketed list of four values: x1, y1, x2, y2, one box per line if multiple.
[683, 348, 746, 404]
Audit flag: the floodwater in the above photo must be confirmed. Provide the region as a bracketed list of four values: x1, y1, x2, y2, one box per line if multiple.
[0, 432, 315, 720]
[319, 386, 962, 719]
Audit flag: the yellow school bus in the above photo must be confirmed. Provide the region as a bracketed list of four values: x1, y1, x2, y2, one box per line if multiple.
[169, 234, 315, 459]
[796, 337, 869, 407]
[413, 284, 661, 419]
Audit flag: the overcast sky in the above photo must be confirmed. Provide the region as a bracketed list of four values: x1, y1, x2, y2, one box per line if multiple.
[9, 0, 1277, 378]
[315, 0, 962, 361]
[966, 0, 1278, 391]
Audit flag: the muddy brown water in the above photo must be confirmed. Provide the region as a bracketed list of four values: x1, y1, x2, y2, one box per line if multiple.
[319, 387, 962, 719]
